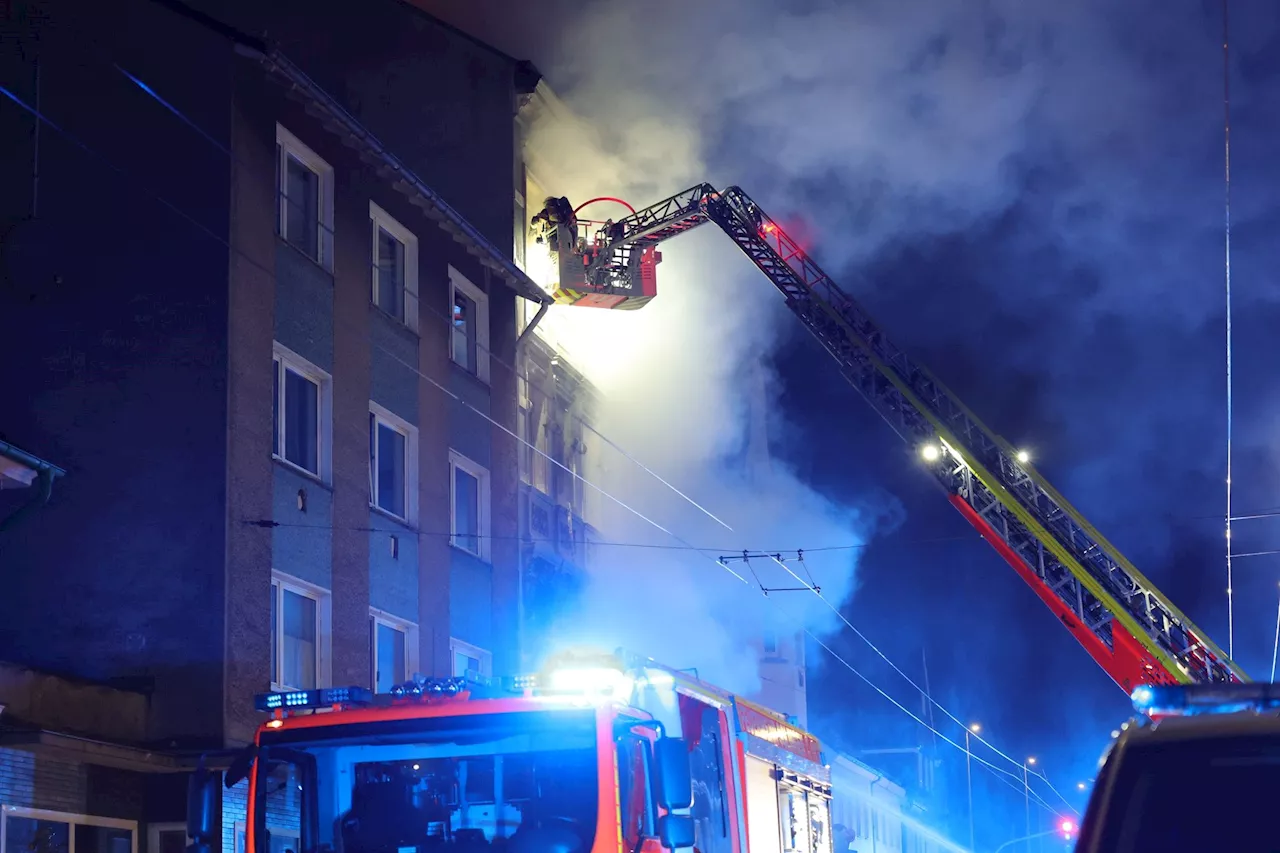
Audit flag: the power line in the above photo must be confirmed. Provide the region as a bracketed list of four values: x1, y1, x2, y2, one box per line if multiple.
[1222, 0, 1236, 658]
[5, 58, 1077, 814]
[0, 78, 750, 582]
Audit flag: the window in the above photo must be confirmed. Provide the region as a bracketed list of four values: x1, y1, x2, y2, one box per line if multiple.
[273, 343, 330, 480]
[369, 201, 419, 330]
[517, 375, 533, 484]
[271, 572, 331, 691]
[763, 631, 779, 654]
[1, 808, 137, 853]
[450, 637, 492, 679]
[233, 822, 298, 853]
[514, 190, 527, 271]
[617, 734, 655, 852]
[369, 402, 417, 522]
[370, 609, 418, 694]
[449, 450, 490, 560]
[449, 266, 490, 382]
[276, 124, 334, 269]
[147, 824, 186, 853]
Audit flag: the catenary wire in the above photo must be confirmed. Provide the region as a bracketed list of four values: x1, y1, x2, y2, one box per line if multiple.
[1222, 0, 1236, 658]
[0, 80, 751, 584]
[2, 68, 1078, 810]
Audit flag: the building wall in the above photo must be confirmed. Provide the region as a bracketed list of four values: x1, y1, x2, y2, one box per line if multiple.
[223, 29, 525, 736]
[0, 0, 232, 744]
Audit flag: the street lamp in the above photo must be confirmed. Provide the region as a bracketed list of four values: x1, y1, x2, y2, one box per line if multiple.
[965, 723, 981, 852]
[921, 444, 941, 462]
[993, 820, 1076, 853]
[1077, 781, 1087, 791]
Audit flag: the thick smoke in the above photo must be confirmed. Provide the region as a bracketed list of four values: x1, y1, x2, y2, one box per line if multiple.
[526, 112, 903, 693]
[511, 0, 1280, 681]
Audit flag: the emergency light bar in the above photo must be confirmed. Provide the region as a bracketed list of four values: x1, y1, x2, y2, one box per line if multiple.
[1131, 682, 1280, 717]
[254, 686, 373, 712]
[390, 676, 470, 698]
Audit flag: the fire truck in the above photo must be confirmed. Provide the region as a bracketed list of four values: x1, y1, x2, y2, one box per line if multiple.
[186, 651, 834, 853]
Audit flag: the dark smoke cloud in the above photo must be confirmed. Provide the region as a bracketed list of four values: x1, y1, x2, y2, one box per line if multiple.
[429, 0, 1280, 811]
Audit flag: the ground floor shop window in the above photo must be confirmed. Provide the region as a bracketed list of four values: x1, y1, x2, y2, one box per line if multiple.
[0, 807, 136, 853]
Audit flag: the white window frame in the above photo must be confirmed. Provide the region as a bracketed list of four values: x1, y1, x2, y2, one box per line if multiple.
[369, 201, 420, 332]
[448, 449, 491, 561]
[270, 570, 332, 692]
[369, 401, 418, 525]
[449, 265, 491, 384]
[449, 637, 493, 679]
[370, 607, 420, 693]
[0, 806, 138, 853]
[272, 341, 332, 483]
[233, 822, 299, 853]
[147, 823, 186, 853]
[276, 124, 335, 270]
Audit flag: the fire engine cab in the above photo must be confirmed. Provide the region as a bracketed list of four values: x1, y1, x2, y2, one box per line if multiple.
[185, 652, 833, 853]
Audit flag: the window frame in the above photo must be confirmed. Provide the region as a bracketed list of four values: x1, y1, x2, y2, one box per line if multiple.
[369, 607, 419, 693]
[369, 201, 420, 331]
[448, 265, 491, 383]
[232, 822, 299, 853]
[275, 124, 335, 270]
[448, 449, 491, 561]
[272, 341, 332, 483]
[270, 570, 332, 692]
[146, 823, 186, 853]
[449, 637, 493, 679]
[368, 401, 418, 524]
[0, 806, 138, 853]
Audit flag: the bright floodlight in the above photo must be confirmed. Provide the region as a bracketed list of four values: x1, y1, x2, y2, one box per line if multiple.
[969, 722, 982, 734]
[1016, 449, 1030, 463]
[1060, 818, 1076, 835]
[549, 665, 631, 697]
[1027, 756, 1037, 766]
[921, 444, 941, 462]
[1077, 781, 1087, 791]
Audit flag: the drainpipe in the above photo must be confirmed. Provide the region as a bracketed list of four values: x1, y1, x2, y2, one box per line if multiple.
[0, 442, 65, 535]
[516, 301, 550, 350]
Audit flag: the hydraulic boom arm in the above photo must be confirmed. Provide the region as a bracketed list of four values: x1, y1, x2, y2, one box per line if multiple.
[532, 185, 1246, 694]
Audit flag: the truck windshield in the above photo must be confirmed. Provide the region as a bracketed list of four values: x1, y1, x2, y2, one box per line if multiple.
[1092, 734, 1280, 851]
[252, 709, 599, 853]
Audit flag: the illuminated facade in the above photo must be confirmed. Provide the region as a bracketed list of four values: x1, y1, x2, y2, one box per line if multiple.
[0, 0, 539, 848]
[511, 83, 605, 670]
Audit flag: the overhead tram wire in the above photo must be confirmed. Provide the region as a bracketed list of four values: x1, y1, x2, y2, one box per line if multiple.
[8, 34, 736, 538]
[1222, 0, 1236, 658]
[112, 71, 734, 538]
[763, 556, 1081, 813]
[0, 79, 746, 584]
[4, 64, 1074, 803]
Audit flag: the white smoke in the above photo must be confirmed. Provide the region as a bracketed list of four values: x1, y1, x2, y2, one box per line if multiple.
[521, 82, 903, 695]
[500, 0, 1279, 689]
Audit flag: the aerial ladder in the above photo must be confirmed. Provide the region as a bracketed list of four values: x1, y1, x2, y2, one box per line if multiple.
[530, 185, 1247, 695]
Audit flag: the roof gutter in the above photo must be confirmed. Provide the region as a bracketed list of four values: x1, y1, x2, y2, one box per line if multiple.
[235, 44, 553, 309]
[0, 441, 65, 535]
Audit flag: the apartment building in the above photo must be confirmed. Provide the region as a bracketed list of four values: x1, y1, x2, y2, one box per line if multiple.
[0, 0, 546, 847]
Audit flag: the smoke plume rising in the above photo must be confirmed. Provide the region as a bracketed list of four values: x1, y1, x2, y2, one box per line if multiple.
[522, 91, 904, 695]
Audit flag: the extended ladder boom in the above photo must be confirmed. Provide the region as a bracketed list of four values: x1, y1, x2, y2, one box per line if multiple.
[534, 185, 1246, 694]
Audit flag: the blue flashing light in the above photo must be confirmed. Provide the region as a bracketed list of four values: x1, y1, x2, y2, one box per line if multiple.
[1131, 682, 1280, 717]
[254, 686, 373, 713]
[389, 676, 471, 699]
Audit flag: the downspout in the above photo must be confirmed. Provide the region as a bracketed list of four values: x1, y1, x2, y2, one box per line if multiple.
[516, 301, 550, 350]
[867, 776, 886, 853]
